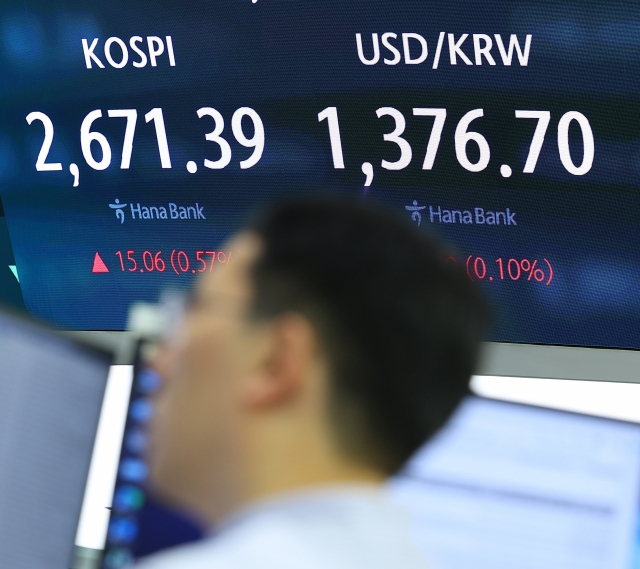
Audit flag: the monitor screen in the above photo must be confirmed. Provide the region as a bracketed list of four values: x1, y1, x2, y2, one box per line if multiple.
[0, 310, 112, 569]
[0, 1, 638, 347]
[390, 395, 640, 569]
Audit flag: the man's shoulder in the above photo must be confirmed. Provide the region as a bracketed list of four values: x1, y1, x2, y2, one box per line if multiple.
[135, 520, 430, 569]
[133, 517, 333, 569]
[134, 491, 431, 569]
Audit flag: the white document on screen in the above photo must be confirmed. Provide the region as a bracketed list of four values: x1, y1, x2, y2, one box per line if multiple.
[389, 397, 640, 569]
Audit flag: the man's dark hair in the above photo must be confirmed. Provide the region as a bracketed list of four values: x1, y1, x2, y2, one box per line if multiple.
[248, 199, 489, 473]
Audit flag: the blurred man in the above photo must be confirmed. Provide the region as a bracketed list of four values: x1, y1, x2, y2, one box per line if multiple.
[139, 199, 488, 568]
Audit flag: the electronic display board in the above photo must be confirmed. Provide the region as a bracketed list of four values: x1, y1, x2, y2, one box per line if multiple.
[0, 0, 639, 347]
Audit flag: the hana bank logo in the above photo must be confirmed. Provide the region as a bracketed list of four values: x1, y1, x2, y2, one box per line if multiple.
[109, 199, 127, 224]
[108, 199, 206, 223]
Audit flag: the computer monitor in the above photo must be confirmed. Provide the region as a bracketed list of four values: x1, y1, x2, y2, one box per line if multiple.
[391, 393, 640, 569]
[75, 345, 201, 569]
[75, 365, 136, 568]
[0, 309, 113, 569]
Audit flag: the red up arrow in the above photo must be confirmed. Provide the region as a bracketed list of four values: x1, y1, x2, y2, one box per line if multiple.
[92, 252, 109, 273]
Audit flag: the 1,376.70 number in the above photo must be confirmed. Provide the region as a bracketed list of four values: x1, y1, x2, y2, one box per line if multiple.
[319, 107, 594, 176]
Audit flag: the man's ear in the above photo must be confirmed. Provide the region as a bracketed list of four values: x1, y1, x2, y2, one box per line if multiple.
[242, 313, 317, 411]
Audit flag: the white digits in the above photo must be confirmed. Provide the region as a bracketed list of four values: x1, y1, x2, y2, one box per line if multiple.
[557, 111, 594, 176]
[145, 108, 172, 168]
[197, 108, 232, 169]
[81, 110, 112, 170]
[515, 110, 550, 173]
[108, 110, 138, 169]
[412, 108, 447, 170]
[318, 107, 345, 169]
[26, 112, 63, 171]
[376, 107, 412, 170]
[231, 108, 264, 169]
[454, 109, 490, 172]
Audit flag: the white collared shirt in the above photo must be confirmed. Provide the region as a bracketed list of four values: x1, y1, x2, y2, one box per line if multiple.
[135, 486, 431, 569]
